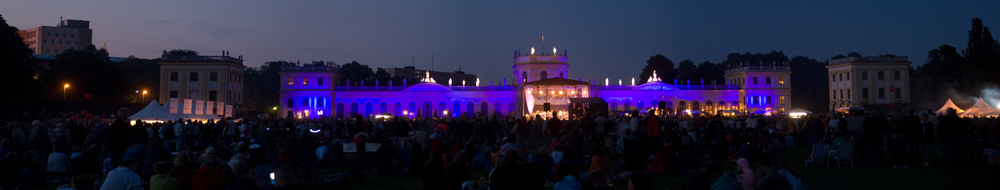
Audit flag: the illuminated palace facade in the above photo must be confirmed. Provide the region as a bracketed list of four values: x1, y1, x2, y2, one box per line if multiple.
[279, 48, 792, 119]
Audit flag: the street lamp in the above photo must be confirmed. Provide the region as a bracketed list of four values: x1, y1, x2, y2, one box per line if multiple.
[142, 90, 147, 103]
[63, 84, 69, 99]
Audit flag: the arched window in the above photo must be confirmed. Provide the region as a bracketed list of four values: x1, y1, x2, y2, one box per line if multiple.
[651, 100, 658, 109]
[610, 101, 618, 111]
[453, 102, 461, 116]
[508, 101, 516, 114]
[350, 102, 359, 117]
[732, 101, 739, 109]
[705, 100, 713, 112]
[422, 101, 433, 117]
[665, 101, 673, 114]
[408, 102, 416, 116]
[468, 102, 475, 116]
[692, 101, 700, 111]
[495, 101, 502, 114]
[678, 100, 687, 112]
[623, 101, 631, 111]
[559, 72, 564, 78]
[718, 101, 727, 110]
[365, 102, 373, 116]
[380, 102, 387, 114]
[439, 102, 447, 113]
[336, 102, 344, 118]
[638, 101, 644, 110]
[522, 72, 528, 83]
[540, 71, 548, 80]
[481, 102, 489, 116]
[394, 102, 402, 116]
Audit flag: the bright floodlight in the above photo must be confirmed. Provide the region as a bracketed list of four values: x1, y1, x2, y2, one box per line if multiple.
[530, 47, 535, 55]
[553, 47, 557, 55]
[64, 84, 69, 88]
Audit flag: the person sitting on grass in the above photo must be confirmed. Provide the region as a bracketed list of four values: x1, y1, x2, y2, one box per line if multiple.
[711, 170, 744, 190]
[982, 140, 999, 166]
[100, 159, 143, 190]
[150, 162, 178, 190]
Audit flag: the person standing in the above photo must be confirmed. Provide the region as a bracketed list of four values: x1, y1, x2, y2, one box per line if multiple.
[173, 119, 185, 152]
[109, 108, 132, 169]
[919, 112, 936, 166]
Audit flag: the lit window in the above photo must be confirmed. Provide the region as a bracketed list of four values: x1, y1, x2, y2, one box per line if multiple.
[303, 78, 309, 86]
[779, 96, 785, 105]
[778, 76, 784, 85]
[287, 78, 294, 86]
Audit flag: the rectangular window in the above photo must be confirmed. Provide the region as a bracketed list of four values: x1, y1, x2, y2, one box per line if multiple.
[847, 89, 851, 99]
[895, 88, 902, 98]
[209, 91, 217, 101]
[287, 78, 294, 86]
[840, 90, 844, 100]
[189, 72, 199, 81]
[170, 72, 178, 81]
[766, 96, 772, 104]
[839, 73, 843, 81]
[778, 76, 785, 85]
[847, 72, 851, 80]
[303, 78, 309, 86]
[210, 72, 218, 81]
[862, 88, 869, 98]
[765, 77, 772, 85]
[71, 34, 74, 37]
[286, 98, 294, 107]
[753, 77, 759, 85]
[833, 90, 836, 99]
[878, 88, 885, 99]
[831, 75, 836, 82]
[862, 71, 868, 80]
[43, 39, 46, 43]
[894, 71, 901, 80]
[318, 78, 324, 86]
[779, 96, 785, 105]
[877, 71, 885, 80]
[301, 98, 309, 107]
[169, 91, 178, 98]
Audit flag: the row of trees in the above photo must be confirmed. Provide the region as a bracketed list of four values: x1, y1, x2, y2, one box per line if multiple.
[912, 18, 1000, 107]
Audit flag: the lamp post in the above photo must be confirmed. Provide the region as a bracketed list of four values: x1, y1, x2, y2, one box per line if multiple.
[142, 90, 147, 103]
[63, 84, 69, 99]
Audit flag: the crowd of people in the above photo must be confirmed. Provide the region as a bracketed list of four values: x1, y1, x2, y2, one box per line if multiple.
[0, 106, 992, 190]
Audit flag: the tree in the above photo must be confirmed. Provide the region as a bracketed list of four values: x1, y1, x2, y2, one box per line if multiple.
[243, 61, 293, 114]
[638, 54, 675, 84]
[44, 45, 128, 101]
[0, 13, 38, 95]
[961, 18, 1000, 91]
[373, 68, 391, 86]
[695, 61, 725, 85]
[676, 60, 697, 82]
[116, 57, 160, 103]
[339, 61, 374, 86]
[788, 56, 829, 112]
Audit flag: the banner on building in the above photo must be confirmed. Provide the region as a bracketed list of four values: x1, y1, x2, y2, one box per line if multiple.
[224, 105, 234, 118]
[169, 98, 179, 114]
[183, 99, 193, 114]
[195, 100, 204, 115]
[206, 101, 214, 115]
[216, 102, 225, 115]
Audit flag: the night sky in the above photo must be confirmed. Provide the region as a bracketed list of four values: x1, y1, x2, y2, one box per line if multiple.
[3, 1, 998, 83]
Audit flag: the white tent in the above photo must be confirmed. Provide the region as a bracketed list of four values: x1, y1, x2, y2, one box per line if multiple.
[959, 97, 998, 117]
[935, 98, 965, 115]
[131, 100, 169, 121]
[787, 108, 812, 118]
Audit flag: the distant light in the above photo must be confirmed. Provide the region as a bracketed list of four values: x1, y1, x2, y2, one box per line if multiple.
[553, 47, 557, 55]
[531, 47, 535, 55]
[310, 128, 321, 133]
[143, 90, 147, 94]
[64, 84, 69, 88]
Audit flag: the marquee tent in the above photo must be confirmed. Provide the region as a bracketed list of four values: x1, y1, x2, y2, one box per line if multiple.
[959, 98, 997, 117]
[130, 100, 169, 121]
[935, 98, 965, 115]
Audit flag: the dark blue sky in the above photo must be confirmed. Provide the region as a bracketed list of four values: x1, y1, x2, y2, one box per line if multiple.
[4, 1, 998, 83]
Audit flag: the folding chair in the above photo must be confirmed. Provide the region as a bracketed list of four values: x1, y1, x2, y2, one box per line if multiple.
[831, 142, 854, 168]
[805, 143, 829, 167]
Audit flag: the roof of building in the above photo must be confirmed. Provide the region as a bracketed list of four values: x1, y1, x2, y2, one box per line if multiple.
[523, 78, 588, 86]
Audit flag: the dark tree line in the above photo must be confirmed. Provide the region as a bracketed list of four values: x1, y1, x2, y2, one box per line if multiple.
[912, 18, 1000, 107]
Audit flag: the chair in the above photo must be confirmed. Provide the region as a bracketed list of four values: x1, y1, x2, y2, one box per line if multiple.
[830, 142, 854, 168]
[805, 143, 829, 167]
